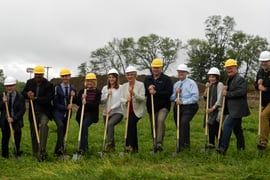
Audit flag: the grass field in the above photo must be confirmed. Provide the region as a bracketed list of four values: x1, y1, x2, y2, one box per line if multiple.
[0, 105, 269, 179]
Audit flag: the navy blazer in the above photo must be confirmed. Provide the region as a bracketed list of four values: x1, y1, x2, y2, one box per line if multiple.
[0, 92, 25, 129]
[53, 84, 77, 120]
[224, 73, 250, 118]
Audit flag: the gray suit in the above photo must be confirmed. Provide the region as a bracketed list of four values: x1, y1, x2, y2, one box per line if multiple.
[224, 73, 250, 118]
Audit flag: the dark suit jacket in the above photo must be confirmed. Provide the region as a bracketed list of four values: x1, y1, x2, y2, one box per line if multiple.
[224, 73, 250, 118]
[0, 92, 25, 129]
[53, 84, 77, 121]
[21, 78, 54, 120]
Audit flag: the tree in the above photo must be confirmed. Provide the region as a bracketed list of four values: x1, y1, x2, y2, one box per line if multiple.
[228, 31, 268, 82]
[88, 38, 136, 75]
[0, 69, 5, 92]
[186, 15, 269, 83]
[77, 62, 89, 77]
[134, 34, 181, 73]
[79, 34, 181, 75]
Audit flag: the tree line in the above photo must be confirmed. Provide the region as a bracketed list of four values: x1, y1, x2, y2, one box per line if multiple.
[78, 15, 269, 83]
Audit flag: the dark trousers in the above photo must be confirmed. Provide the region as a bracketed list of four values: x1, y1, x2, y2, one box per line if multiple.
[79, 115, 94, 151]
[1, 123, 21, 158]
[208, 120, 220, 145]
[219, 116, 245, 151]
[54, 114, 68, 153]
[126, 112, 140, 150]
[174, 103, 198, 150]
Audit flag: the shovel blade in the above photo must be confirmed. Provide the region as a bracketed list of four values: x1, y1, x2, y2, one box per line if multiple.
[72, 153, 81, 161]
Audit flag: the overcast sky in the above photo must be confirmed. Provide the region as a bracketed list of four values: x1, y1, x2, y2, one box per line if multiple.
[0, 0, 269, 81]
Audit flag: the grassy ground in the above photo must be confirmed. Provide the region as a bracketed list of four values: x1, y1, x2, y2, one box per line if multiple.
[0, 107, 269, 179]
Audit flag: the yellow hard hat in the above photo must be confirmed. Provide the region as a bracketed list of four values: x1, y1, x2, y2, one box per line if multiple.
[85, 73, 97, 80]
[151, 58, 163, 67]
[33, 65, 45, 74]
[224, 59, 238, 67]
[60, 68, 71, 76]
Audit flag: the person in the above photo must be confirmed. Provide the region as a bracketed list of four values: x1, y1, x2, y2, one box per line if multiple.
[255, 51, 270, 150]
[101, 69, 123, 151]
[53, 68, 76, 156]
[170, 64, 199, 151]
[0, 77, 25, 158]
[217, 59, 250, 154]
[203, 67, 224, 148]
[76, 73, 101, 153]
[144, 58, 173, 152]
[22, 65, 54, 160]
[121, 66, 146, 152]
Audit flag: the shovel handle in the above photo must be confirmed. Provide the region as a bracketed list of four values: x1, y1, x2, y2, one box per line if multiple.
[64, 95, 74, 142]
[30, 99, 40, 144]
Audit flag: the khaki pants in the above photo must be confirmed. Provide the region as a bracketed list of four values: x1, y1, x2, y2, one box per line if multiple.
[260, 103, 270, 146]
[149, 108, 169, 147]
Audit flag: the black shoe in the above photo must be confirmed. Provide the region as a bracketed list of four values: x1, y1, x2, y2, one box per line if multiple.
[156, 145, 163, 152]
[40, 150, 48, 161]
[55, 148, 64, 156]
[216, 148, 226, 155]
[257, 144, 266, 150]
[16, 151, 23, 157]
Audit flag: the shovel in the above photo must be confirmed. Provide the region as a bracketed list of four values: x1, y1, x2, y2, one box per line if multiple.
[150, 94, 157, 153]
[201, 87, 210, 153]
[3, 92, 18, 160]
[217, 95, 225, 148]
[30, 99, 42, 161]
[172, 93, 181, 156]
[72, 89, 86, 161]
[98, 94, 111, 157]
[119, 96, 131, 157]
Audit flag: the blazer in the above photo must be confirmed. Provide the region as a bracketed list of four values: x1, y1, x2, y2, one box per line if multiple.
[53, 84, 77, 121]
[121, 80, 146, 118]
[21, 78, 54, 120]
[224, 73, 250, 118]
[0, 92, 25, 128]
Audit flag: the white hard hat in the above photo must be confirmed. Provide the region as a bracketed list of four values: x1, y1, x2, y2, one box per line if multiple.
[207, 67, 220, 76]
[259, 51, 270, 61]
[108, 68, 119, 75]
[177, 64, 189, 72]
[4, 76, 16, 85]
[126, 66, 137, 73]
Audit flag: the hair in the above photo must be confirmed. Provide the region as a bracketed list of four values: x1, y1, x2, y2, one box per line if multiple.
[84, 79, 97, 88]
[107, 74, 120, 89]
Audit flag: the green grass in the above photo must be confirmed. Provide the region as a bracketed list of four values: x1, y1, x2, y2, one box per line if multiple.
[1, 107, 269, 179]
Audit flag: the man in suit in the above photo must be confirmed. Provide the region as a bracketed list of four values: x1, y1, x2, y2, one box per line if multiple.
[22, 65, 54, 161]
[0, 76, 25, 158]
[217, 59, 250, 154]
[53, 68, 76, 156]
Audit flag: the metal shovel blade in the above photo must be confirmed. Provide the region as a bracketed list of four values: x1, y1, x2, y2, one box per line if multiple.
[72, 153, 81, 161]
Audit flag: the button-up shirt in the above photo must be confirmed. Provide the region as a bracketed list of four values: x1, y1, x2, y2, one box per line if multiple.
[170, 77, 199, 105]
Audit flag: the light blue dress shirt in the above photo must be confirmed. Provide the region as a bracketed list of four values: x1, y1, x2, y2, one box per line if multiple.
[170, 77, 199, 105]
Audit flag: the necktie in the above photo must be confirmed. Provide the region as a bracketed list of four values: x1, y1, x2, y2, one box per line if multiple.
[8, 93, 12, 116]
[65, 86, 69, 105]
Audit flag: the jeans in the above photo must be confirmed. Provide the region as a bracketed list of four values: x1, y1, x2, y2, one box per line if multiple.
[260, 103, 270, 146]
[219, 116, 245, 151]
[79, 115, 94, 151]
[174, 103, 198, 149]
[149, 108, 169, 147]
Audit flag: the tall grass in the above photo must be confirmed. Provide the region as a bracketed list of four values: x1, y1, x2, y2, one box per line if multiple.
[0, 107, 269, 179]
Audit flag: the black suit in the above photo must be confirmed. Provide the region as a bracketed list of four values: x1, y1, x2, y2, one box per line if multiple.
[0, 92, 25, 158]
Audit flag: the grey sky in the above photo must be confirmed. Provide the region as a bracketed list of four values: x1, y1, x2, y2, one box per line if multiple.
[0, 0, 269, 81]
